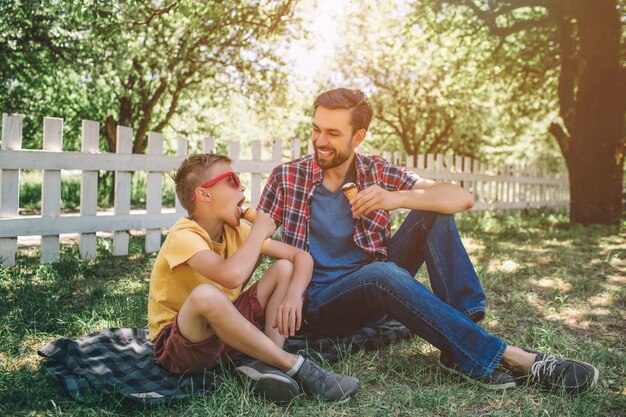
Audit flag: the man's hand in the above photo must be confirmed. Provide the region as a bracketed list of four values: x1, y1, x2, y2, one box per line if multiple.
[250, 209, 276, 240]
[350, 184, 400, 216]
[273, 292, 303, 337]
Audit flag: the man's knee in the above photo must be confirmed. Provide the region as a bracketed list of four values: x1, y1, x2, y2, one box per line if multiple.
[404, 209, 441, 226]
[363, 262, 415, 292]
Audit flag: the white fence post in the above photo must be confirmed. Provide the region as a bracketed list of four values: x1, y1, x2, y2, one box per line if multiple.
[145, 132, 163, 254]
[291, 139, 301, 160]
[113, 126, 132, 256]
[175, 137, 188, 215]
[203, 136, 214, 154]
[272, 140, 282, 163]
[79, 120, 99, 260]
[251, 140, 262, 207]
[41, 117, 63, 263]
[0, 114, 23, 267]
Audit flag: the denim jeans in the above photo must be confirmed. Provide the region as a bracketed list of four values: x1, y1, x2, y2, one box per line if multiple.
[303, 210, 506, 377]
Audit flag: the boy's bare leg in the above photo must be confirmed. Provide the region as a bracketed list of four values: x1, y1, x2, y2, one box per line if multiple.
[177, 283, 297, 372]
[254, 259, 293, 347]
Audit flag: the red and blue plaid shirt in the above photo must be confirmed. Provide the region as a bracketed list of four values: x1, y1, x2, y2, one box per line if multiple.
[258, 153, 420, 260]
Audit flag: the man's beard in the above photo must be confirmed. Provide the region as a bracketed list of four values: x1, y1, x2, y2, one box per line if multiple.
[314, 146, 352, 169]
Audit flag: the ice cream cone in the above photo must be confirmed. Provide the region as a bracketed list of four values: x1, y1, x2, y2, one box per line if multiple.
[341, 182, 358, 201]
[241, 207, 257, 222]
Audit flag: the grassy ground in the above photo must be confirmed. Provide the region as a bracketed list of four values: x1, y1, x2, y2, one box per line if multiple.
[1, 211, 624, 416]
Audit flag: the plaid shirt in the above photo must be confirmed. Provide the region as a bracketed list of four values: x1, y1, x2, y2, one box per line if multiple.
[258, 153, 420, 260]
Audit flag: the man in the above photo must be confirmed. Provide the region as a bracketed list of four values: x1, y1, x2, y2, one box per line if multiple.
[258, 88, 598, 394]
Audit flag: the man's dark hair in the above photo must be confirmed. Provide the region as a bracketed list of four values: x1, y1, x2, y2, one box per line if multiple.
[313, 88, 374, 133]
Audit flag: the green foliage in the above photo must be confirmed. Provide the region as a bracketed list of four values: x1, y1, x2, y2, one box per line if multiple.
[1, 0, 295, 154]
[322, 0, 565, 170]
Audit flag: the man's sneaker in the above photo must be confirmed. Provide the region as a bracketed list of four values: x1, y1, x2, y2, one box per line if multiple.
[236, 360, 300, 403]
[439, 353, 516, 390]
[513, 348, 599, 395]
[293, 358, 360, 403]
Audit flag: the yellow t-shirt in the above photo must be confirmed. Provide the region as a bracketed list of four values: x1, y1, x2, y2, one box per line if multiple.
[148, 217, 270, 340]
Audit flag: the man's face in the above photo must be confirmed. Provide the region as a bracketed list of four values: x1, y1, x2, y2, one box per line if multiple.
[312, 106, 361, 170]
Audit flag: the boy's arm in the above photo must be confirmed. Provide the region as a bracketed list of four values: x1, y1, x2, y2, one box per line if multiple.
[187, 212, 277, 289]
[262, 239, 313, 337]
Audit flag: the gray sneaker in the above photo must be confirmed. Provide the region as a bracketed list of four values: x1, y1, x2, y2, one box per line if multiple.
[513, 348, 599, 395]
[293, 358, 360, 403]
[439, 353, 516, 390]
[236, 360, 300, 403]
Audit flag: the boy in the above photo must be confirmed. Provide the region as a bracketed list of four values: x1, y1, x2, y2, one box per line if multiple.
[148, 154, 360, 403]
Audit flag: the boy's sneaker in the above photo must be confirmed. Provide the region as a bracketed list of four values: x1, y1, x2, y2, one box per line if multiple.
[236, 360, 300, 403]
[293, 358, 360, 403]
[439, 353, 516, 390]
[513, 348, 599, 395]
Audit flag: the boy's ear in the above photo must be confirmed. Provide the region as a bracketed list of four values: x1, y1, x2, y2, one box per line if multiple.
[194, 187, 212, 202]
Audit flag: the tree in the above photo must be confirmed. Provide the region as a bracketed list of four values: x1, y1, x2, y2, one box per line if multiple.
[1, 1, 295, 153]
[440, 0, 626, 225]
[327, 0, 563, 171]
[330, 1, 497, 160]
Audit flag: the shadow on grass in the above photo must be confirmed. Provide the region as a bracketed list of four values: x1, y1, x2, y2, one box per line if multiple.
[463, 213, 624, 337]
[0, 237, 153, 352]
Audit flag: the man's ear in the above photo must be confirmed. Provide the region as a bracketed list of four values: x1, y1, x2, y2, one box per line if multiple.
[352, 129, 367, 148]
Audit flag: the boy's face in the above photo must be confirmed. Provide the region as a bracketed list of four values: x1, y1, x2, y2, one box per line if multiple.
[200, 162, 246, 226]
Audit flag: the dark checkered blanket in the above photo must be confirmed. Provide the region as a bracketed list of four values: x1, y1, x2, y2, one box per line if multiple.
[37, 318, 411, 405]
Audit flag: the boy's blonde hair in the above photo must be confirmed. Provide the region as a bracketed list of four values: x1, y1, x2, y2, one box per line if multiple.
[172, 153, 232, 213]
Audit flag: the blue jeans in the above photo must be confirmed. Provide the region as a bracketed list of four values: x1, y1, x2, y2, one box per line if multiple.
[303, 210, 505, 377]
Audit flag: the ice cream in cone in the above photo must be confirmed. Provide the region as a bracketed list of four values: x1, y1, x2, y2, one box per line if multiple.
[241, 207, 257, 222]
[341, 182, 358, 201]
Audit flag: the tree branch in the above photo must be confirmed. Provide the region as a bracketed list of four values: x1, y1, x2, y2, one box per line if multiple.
[153, 85, 183, 133]
[448, 0, 553, 37]
[376, 109, 413, 154]
[549, 122, 571, 160]
[132, 79, 168, 153]
[425, 117, 454, 154]
[555, 14, 577, 135]
[129, 1, 178, 26]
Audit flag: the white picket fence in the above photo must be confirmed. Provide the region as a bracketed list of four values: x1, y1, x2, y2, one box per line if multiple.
[0, 114, 569, 267]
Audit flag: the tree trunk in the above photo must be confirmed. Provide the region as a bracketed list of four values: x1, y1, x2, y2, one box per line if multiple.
[566, 1, 624, 225]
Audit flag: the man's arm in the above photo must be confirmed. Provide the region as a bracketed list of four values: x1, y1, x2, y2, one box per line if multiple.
[262, 240, 313, 336]
[351, 178, 475, 216]
[258, 166, 284, 226]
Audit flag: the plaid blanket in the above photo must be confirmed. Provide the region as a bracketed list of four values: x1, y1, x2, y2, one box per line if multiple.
[38, 318, 411, 405]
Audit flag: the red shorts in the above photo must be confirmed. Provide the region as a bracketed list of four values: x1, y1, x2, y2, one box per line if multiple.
[153, 282, 265, 375]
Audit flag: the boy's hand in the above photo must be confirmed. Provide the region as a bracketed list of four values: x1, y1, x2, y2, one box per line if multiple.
[251, 209, 276, 240]
[273, 292, 303, 337]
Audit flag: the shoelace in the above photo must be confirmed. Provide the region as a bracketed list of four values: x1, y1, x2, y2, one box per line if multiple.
[303, 362, 328, 389]
[531, 355, 560, 384]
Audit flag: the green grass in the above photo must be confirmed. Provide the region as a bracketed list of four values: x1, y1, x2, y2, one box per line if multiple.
[18, 171, 177, 213]
[1, 211, 624, 416]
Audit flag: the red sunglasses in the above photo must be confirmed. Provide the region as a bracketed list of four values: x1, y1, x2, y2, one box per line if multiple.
[191, 171, 241, 201]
